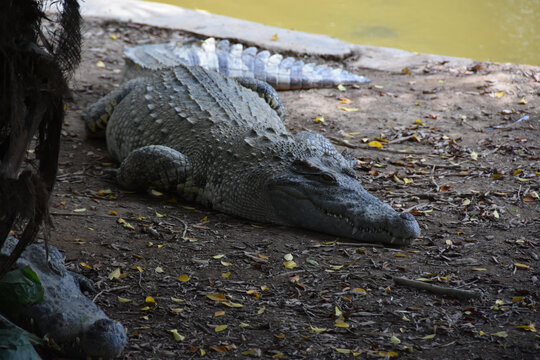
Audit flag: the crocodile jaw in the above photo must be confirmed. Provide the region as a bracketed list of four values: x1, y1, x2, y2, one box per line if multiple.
[268, 177, 420, 245]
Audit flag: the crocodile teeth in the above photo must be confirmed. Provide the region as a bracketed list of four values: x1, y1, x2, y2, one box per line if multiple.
[352, 226, 359, 235]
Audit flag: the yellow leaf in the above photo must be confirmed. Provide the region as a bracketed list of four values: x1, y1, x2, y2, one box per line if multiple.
[182, 205, 195, 210]
[108, 268, 121, 280]
[462, 199, 471, 206]
[512, 169, 523, 176]
[352, 288, 367, 295]
[213, 254, 225, 259]
[145, 296, 156, 305]
[334, 315, 349, 328]
[494, 91, 504, 98]
[97, 189, 112, 196]
[272, 352, 283, 358]
[140, 306, 152, 311]
[339, 98, 353, 104]
[336, 348, 351, 354]
[275, 333, 285, 339]
[239, 322, 250, 327]
[368, 141, 383, 148]
[215, 324, 228, 332]
[518, 98, 528, 105]
[329, 264, 343, 271]
[283, 253, 294, 261]
[491, 331, 508, 338]
[516, 324, 536, 332]
[283, 260, 297, 269]
[257, 306, 266, 314]
[261, 285, 270, 291]
[422, 334, 436, 340]
[415, 277, 432, 282]
[177, 274, 190, 282]
[170, 297, 184, 303]
[514, 263, 530, 269]
[140, 315, 149, 320]
[171, 308, 184, 313]
[73, 208, 86, 213]
[470, 151, 478, 161]
[472, 267, 487, 271]
[309, 325, 327, 333]
[155, 266, 164, 273]
[335, 306, 343, 317]
[109, 34, 117, 40]
[395, 253, 407, 257]
[337, 84, 347, 92]
[117, 218, 135, 230]
[315, 116, 325, 123]
[214, 311, 225, 317]
[242, 349, 256, 355]
[270, 33, 279, 41]
[390, 335, 401, 344]
[337, 106, 360, 112]
[221, 301, 244, 308]
[168, 329, 185, 341]
[117, 296, 132, 303]
[206, 293, 227, 301]
[512, 296, 524, 303]
[401, 67, 411, 75]
[221, 271, 231, 279]
[96, 60, 105, 68]
[374, 85, 384, 89]
[155, 211, 166, 218]
[221, 260, 233, 266]
[150, 189, 163, 196]
[157, 244, 165, 248]
[134, 266, 143, 272]
[79, 262, 92, 269]
[147, 241, 153, 247]
[403, 178, 413, 184]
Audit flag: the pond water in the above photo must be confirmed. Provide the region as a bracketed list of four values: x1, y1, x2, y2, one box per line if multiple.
[148, 0, 539, 66]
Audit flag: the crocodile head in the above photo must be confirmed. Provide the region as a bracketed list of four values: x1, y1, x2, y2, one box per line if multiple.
[266, 144, 420, 245]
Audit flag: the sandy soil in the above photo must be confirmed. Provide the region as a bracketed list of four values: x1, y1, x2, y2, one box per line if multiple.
[39, 19, 539, 359]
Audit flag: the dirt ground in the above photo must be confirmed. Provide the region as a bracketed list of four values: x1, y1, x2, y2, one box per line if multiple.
[41, 19, 539, 359]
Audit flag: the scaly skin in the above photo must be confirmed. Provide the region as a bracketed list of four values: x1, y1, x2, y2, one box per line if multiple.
[0, 236, 127, 359]
[83, 63, 420, 244]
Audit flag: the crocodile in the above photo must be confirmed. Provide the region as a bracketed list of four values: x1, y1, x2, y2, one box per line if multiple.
[123, 37, 371, 90]
[0, 236, 127, 359]
[83, 62, 420, 244]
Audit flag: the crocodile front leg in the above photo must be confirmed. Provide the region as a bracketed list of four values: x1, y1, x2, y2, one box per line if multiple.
[117, 145, 192, 194]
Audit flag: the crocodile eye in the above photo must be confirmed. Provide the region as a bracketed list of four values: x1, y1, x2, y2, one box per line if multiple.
[320, 172, 337, 183]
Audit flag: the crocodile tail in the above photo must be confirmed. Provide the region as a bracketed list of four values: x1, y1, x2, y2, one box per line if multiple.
[124, 38, 370, 90]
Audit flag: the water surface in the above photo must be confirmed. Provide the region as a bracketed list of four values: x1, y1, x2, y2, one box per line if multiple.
[149, 0, 539, 65]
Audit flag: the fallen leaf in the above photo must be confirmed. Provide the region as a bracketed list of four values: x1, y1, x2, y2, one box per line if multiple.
[73, 208, 86, 213]
[206, 293, 227, 301]
[514, 263, 530, 270]
[283, 253, 294, 261]
[422, 334, 436, 340]
[283, 260, 297, 269]
[270, 34, 279, 41]
[470, 151, 478, 161]
[96, 60, 105, 68]
[214, 311, 225, 317]
[494, 91, 504, 98]
[168, 329, 185, 341]
[368, 141, 383, 148]
[145, 296, 156, 305]
[491, 331, 508, 338]
[221, 272, 231, 279]
[257, 306, 266, 314]
[334, 315, 349, 328]
[337, 84, 347, 92]
[309, 325, 327, 333]
[177, 274, 190, 282]
[337, 106, 360, 112]
[154, 266, 164, 273]
[221, 301, 244, 308]
[108, 268, 121, 280]
[117, 296, 132, 303]
[214, 324, 228, 332]
[518, 98, 528, 105]
[170, 297, 184, 304]
[315, 116, 325, 123]
[352, 288, 367, 295]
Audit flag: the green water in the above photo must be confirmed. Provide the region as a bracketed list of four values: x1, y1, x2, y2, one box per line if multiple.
[149, 0, 539, 66]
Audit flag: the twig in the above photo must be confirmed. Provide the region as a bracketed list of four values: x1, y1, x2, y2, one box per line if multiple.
[51, 211, 113, 218]
[168, 215, 189, 238]
[93, 285, 130, 302]
[393, 277, 481, 299]
[337, 241, 384, 248]
[387, 135, 414, 144]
